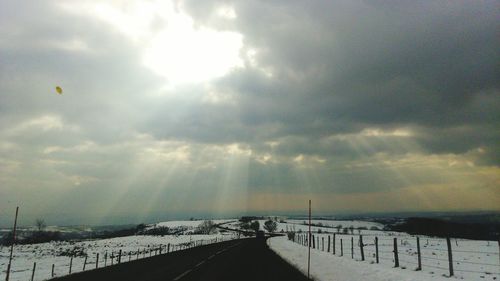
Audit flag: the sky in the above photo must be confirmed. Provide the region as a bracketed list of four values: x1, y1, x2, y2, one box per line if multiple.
[0, 0, 499, 226]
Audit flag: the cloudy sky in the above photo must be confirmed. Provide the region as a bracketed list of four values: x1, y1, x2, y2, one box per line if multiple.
[0, 0, 499, 226]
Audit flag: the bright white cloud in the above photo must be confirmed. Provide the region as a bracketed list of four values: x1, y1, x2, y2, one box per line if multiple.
[143, 25, 243, 85]
[60, 0, 244, 86]
[217, 5, 237, 19]
[5, 115, 80, 137]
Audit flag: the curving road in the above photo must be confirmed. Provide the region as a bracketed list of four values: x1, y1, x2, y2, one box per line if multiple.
[52, 238, 310, 281]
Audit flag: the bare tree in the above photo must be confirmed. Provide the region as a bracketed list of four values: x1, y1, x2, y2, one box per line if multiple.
[249, 221, 260, 232]
[335, 225, 342, 233]
[35, 218, 46, 232]
[196, 220, 216, 234]
[263, 220, 277, 233]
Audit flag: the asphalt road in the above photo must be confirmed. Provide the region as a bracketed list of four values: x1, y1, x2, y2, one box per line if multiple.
[53, 238, 310, 281]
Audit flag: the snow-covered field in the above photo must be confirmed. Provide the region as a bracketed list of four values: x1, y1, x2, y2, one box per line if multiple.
[2, 217, 499, 281]
[146, 219, 234, 232]
[226, 219, 384, 234]
[263, 219, 500, 281]
[0, 220, 237, 281]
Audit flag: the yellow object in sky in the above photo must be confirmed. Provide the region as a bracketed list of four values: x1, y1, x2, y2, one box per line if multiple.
[56, 86, 63, 94]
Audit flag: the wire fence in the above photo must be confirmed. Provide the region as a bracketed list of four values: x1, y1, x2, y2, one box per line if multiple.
[1, 234, 239, 281]
[290, 231, 500, 279]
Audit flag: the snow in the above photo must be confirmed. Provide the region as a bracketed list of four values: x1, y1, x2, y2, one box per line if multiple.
[268, 236, 454, 281]
[268, 232, 500, 281]
[2, 218, 499, 281]
[226, 218, 499, 281]
[146, 219, 235, 232]
[286, 219, 384, 231]
[225, 219, 384, 234]
[0, 220, 238, 281]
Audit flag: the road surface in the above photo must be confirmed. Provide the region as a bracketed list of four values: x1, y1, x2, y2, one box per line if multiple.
[53, 238, 310, 281]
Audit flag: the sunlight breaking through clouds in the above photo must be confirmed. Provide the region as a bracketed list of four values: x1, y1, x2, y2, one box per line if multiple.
[0, 0, 499, 225]
[59, 0, 244, 86]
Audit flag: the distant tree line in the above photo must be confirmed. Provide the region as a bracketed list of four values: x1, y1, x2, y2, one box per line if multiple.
[1, 218, 63, 245]
[388, 217, 500, 240]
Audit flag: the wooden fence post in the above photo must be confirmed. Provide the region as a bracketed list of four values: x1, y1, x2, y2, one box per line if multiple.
[52, 263, 55, 277]
[312, 234, 315, 249]
[497, 238, 499, 266]
[351, 237, 354, 259]
[69, 257, 73, 274]
[30, 262, 36, 281]
[118, 249, 122, 264]
[104, 251, 107, 266]
[168, 243, 171, 253]
[322, 237, 324, 251]
[417, 237, 422, 270]
[129, 252, 132, 262]
[375, 237, 379, 263]
[308, 199, 311, 280]
[333, 234, 336, 255]
[340, 239, 343, 256]
[96, 253, 99, 269]
[328, 235, 331, 252]
[360, 235, 365, 261]
[393, 238, 399, 267]
[83, 256, 87, 271]
[136, 249, 139, 260]
[446, 237, 454, 276]
[5, 207, 19, 281]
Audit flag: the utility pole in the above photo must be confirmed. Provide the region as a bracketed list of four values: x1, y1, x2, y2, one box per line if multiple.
[5, 206, 19, 281]
[308, 200, 311, 279]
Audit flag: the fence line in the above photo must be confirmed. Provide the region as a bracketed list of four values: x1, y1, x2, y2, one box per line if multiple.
[3, 234, 238, 281]
[290, 232, 500, 279]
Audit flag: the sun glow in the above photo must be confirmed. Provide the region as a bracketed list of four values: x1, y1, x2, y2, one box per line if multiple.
[59, 0, 244, 85]
[143, 23, 243, 85]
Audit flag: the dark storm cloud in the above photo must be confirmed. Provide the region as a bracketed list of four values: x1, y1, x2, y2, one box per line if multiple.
[173, 0, 500, 162]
